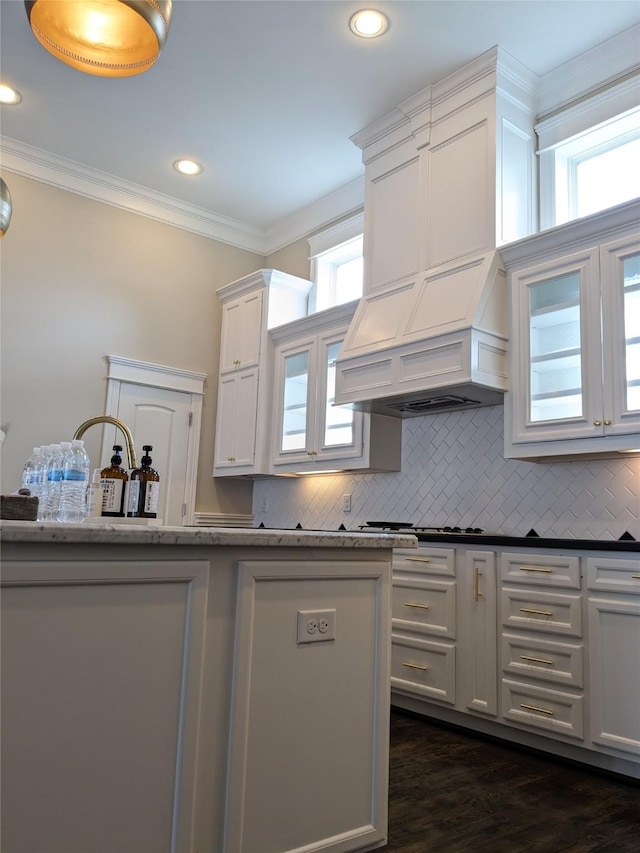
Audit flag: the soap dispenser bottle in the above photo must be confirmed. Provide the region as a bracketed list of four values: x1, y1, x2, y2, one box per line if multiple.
[127, 445, 160, 519]
[100, 445, 128, 517]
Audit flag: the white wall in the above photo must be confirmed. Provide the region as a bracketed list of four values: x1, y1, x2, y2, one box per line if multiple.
[0, 174, 263, 515]
[252, 405, 640, 541]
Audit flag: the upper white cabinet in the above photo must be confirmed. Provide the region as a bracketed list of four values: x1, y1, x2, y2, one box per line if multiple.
[214, 270, 312, 477]
[351, 47, 537, 295]
[270, 302, 401, 474]
[502, 200, 640, 459]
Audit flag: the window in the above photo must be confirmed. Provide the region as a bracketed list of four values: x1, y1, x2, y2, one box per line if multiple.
[537, 77, 640, 230]
[307, 212, 363, 313]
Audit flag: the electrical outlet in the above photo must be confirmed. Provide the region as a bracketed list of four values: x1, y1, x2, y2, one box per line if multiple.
[297, 609, 336, 643]
[342, 493, 352, 513]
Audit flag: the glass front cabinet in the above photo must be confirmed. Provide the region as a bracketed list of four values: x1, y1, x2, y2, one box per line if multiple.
[270, 302, 401, 474]
[504, 202, 640, 458]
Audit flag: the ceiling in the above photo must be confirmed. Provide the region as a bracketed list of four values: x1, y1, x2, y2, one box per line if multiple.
[1, 0, 639, 242]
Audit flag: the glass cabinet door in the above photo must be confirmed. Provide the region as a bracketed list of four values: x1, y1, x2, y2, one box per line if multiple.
[280, 349, 310, 453]
[601, 237, 640, 436]
[621, 252, 640, 413]
[528, 272, 583, 422]
[322, 340, 355, 448]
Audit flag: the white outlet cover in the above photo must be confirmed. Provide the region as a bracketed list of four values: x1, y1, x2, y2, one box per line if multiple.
[296, 609, 336, 643]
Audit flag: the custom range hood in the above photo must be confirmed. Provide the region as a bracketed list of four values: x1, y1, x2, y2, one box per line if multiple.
[334, 250, 508, 416]
[334, 46, 537, 417]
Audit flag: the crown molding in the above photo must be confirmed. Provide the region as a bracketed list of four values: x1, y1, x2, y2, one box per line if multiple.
[0, 136, 364, 256]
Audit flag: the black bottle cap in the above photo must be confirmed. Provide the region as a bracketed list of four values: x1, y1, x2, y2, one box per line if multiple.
[111, 446, 122, 465]
[141, 445, 153, 466]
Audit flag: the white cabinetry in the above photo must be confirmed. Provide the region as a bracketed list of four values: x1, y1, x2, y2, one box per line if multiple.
[352, 47, 536, 294]
[392, 540, 640, 778]
[458, 549, 498, 716]
[391, 548, 457, 705]
[499, 551, 585, 741]
[270, 302, 401, 474]
[502, 199, 640, 458]
[214, 270, 311, 476]
[587, 555, 640, 760]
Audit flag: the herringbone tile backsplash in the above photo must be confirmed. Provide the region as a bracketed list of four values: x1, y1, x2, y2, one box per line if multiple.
[253, 406, 640, 540]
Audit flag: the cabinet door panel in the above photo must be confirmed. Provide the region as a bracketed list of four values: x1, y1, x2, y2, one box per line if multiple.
[458, 550, 497, 716]
[600, 235, 640, 435]
[589, 597, 640, 758]
[392, 577, 456, 638]
[501, 588, 582, 637]
[510, 248, 603, 444]
[220, 291, 263, 372]
[502, 679, 584, 740]
[214, 369, 259, 469]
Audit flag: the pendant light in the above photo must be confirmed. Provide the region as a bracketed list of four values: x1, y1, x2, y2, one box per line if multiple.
[24, 0, 173, 77]
[0, 178, 12, 238]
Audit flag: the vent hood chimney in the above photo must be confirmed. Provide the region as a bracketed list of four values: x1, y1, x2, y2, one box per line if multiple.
[335, 47, 537, 416]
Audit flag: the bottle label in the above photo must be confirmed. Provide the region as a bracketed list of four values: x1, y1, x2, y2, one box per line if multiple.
[86, 484, 104, 517]
[143, 481, 160, 515]
[127, 480, 141, 515]
[62, 468, 88, 482]
[101, 478, 124, 513]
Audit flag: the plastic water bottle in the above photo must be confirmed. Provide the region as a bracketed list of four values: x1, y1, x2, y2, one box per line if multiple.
[58, 439, 90, 523]
[36, 445, 52, 521]
[43, 444, 64, 521]
[21, 446, 41, 491]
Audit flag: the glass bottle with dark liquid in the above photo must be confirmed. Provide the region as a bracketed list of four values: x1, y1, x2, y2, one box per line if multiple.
[100, 445, 128, 517]
[127, 445, 160, 519]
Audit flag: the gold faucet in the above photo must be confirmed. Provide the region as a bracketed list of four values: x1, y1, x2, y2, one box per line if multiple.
[73, 416, 137, 469]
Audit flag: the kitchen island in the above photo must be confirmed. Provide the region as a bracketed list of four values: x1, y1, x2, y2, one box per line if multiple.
[1, 521, 416, 853]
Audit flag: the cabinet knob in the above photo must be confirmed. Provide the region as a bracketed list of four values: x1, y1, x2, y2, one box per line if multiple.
[604, 418, 612, 426]
[227, 456, 236, 462]
[593, 420, 602, 426]
[307, 450, 317, 457]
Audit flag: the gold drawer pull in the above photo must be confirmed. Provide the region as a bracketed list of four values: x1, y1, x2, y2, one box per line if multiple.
[402, 662, 428, 671]
[521, 703, 554, 716]
[405, 556, 431, 563]
[520, 655, 554, 666]
[632, 575, 640, 580]
[404, 602, 430, 610]
[519, 607, 553, 617]
[520, 566, 553, 573]
[474, 567, 482, 601]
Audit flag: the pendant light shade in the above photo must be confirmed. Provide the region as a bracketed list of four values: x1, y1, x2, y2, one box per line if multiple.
[24, 0, 173, 77]
[0, 178, 12, 238]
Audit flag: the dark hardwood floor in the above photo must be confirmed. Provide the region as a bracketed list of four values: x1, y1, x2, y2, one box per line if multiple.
[386, 710, 640, 853]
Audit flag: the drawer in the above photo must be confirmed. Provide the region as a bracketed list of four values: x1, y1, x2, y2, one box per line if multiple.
[502, 588, 582, 637]
[393, 547, 455, 578]
[392, 577, 456, 638]
[391, 633, 455, 704]
[586, 556, 640, 595]
[502, 633, 584, 688]
[502, 679, 584, 740]
[501, 552, 581, 589]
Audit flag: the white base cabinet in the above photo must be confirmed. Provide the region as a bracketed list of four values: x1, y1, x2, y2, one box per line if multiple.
[2, 538, 396, 853]
[391, 542, 640, 779]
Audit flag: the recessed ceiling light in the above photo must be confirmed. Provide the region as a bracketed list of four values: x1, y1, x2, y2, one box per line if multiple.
[349, 9, 389, 39]
[174, 159, 203, 176]
[0, 84, 22, 105]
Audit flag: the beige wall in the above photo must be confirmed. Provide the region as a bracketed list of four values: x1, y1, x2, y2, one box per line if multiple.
[0, 173, 264, 515]
[265, 237, 311, 280]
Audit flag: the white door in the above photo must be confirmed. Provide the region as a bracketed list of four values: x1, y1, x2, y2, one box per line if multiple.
[102, 383, 193, 526]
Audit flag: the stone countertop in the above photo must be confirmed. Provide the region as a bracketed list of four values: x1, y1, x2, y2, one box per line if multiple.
[0, 521, 418, 550]
[409, 531, 640, 552]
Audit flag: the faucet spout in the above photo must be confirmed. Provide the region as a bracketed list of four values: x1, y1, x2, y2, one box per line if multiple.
[73, 416, 137, 469]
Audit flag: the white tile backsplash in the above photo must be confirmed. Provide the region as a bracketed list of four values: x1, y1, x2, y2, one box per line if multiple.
[253, 406, 640, 540]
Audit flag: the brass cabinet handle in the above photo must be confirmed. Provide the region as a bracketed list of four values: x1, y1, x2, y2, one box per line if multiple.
[474, 567, 482, 601]
[402, 662, 428, 671]
[306, 450, 317, 456]
[227, 456, 236, 462]
[519, 607, 553, 617]
[593, 419, 602, 426]
[519, 566, 553, 574]
[521, 703, 554, 716]
[604, 418, 612, 426]
[404, 602, 430, 610]
[404, 556, 431, 563]
[520, 654, 554, 666]
[233, 359, 241, 366]
[632, 575, 640, 580]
